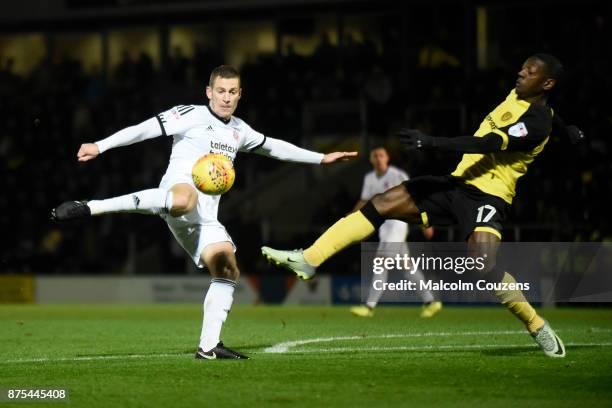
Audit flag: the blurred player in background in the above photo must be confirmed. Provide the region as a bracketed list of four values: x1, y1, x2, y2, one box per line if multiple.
[263, 54, 585, 358]
[51, 65, 356, 360]
[350, 146, 441, 318]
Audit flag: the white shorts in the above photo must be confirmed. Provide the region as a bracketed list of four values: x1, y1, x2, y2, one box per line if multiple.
[159, 166, 235, 268]
[377, 220, 409, 255]
[162, 214, 235, 268]
[378, 219, 409, 242]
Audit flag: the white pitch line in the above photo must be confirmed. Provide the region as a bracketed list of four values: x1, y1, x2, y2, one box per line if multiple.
[263, 330, 526, 353]
[3, 329, 612, 364]
[3, 353, 189, 364]
[282, 342, 612, 354]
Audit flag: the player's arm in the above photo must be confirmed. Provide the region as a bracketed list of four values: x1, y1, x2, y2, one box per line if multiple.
[399, 129, 503, 153]
[401, 105, 557, 154]
[78, 117, 163, 162]
[252, 137, 357, 164]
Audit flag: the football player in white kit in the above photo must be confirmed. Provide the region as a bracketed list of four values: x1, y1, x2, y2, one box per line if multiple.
[51, 65, 357, 359]
[349, 147, 442, 318]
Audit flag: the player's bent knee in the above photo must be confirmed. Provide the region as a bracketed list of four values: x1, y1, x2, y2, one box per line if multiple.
[219, 264, 240, 281]
[169, 185, 197, 216]
[209, 256, 240, 281]
[171, 194, 192, 215]
[201, 242, 240, 281]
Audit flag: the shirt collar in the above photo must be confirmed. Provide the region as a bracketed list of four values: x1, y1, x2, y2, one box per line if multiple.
[207, 105, 231, 125]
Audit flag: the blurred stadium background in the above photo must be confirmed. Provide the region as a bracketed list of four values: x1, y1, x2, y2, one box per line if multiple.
[0, 0, 610, 304]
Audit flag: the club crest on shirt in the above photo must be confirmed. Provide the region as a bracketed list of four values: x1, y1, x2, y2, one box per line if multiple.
[501, 112, 513, 121]
[508, 122, 528, 137]
[232, 129, 240, 140]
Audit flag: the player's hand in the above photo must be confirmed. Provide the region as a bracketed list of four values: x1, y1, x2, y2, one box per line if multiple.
[398, 129, 436, 150]
[422, 226, 435, 241]
[321, 151, 358, 164]
[566, 125, 585, 144]
[77, 143, 100, 162]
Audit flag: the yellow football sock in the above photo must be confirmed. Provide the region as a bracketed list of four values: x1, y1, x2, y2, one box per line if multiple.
[494, 272, 545, 333]
[303, 211, 376, 267]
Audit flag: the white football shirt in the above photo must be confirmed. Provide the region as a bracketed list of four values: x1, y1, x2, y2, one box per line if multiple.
[157, 104, 265, 169]
[157, 105, 265, 222]
[360, 165, 409, 201]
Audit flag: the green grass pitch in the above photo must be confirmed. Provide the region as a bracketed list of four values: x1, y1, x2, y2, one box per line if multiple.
[1, 305, 611, 407]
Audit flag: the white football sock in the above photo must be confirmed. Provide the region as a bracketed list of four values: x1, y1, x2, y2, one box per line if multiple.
[405, 267, 435, 304]
[87, 189, 173, 215]
[366, 268, 387, 309]
[199, 278, 236, 352]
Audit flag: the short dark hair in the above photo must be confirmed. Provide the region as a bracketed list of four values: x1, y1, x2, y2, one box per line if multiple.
[531, 53, 564, 83]
[209, 65, 240, 87]
[370, 145, 388, 153]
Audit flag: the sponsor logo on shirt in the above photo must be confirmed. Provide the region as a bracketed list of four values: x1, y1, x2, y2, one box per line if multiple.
[485, 115, 498, 130]
[210, 141, 237, 154]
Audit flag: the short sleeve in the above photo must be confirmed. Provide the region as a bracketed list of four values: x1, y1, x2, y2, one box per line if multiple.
[499, 104, 552, 151]
[238, 123, 267, 152]
[156, 105, 197, 137]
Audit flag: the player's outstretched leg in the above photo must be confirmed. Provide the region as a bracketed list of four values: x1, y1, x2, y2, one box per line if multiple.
[196, 242, 248, 360]
[261, 247, 316, 280]
[261, 204, 376, 280]
[262, 184, 421, 279]
[51, 200, 91, 221]
[260, 203, 376, 280]
[51, 183, 201, 221]
[51, 188, 174, 221]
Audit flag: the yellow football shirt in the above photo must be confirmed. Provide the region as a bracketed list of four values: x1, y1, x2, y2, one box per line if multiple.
[451, 89, 553, 204]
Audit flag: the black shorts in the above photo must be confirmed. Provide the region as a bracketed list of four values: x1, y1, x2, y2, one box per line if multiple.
[403, 175, 510, 241]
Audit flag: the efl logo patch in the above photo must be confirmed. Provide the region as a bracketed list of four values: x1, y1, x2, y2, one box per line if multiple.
[508, 122, 528, 137]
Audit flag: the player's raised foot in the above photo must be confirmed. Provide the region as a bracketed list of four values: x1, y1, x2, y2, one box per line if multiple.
[531, 321, 566, 358]
[51, 201, 91, 221]
[350, 305, 374, 317]
[420, 301, 443, 318]
[195, 342, 249, 360]
[261, 247, 316, 280]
